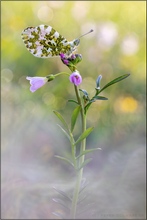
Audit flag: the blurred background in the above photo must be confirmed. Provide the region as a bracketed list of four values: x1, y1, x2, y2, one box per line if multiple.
[1, 1, 146, 219]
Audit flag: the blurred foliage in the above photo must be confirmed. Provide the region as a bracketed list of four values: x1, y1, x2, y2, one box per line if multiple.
[1, 1, 146, 219]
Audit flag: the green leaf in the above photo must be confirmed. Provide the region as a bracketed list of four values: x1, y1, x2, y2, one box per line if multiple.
[53, 187, 72, 201]
[79, 89, 89, 96]
[68, 99, 79, 105]
[75, 127, 94, 145]
[57, 124, 70, 140]
[92, 96, 108, 101]
[53, 110, 69, 132]
[71, 105, 81, 132]
[84, 96, 108, 114]
[54, 155, 74, 167]
[98, 73, 130, 94]
[76, 147, 101, 159]
[77, 158, 93, 170]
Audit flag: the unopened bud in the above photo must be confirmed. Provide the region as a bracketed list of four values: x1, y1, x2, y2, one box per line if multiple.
[96, 75, 102, 90]
[46, 74, 55, 82]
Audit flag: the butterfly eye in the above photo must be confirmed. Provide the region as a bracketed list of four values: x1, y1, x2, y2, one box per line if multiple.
[73, 39, 80, 46]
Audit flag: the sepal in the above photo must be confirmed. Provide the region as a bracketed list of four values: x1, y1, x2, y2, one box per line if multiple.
[46, 74, 55, 81]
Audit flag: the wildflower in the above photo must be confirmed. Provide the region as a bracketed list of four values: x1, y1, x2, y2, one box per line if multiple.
[26, 76, 48, 92]
[69, 71, 82, 86]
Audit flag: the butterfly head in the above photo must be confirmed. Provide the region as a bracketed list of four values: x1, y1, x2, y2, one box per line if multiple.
[73, 38, 80, 46]
[70, 29, 94, 49]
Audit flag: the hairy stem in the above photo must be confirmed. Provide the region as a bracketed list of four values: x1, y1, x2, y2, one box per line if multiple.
[70, 85, 86, 218]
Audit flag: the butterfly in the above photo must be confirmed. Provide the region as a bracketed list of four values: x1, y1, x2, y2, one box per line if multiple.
[21, 25, 93, 58]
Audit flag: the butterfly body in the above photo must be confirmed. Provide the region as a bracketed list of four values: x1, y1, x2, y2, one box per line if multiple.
[21, 25, 80, 58]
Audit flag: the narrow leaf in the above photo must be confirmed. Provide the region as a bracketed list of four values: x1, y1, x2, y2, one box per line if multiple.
[93, 96, 108, 101]
[84, 96, 108, 114]
[76, 148, 101, 159]
[79, 89, 89, 96]
[77, 158, 93, 170]
[98, 73, 130, 94]
[53, 110, 69, 132]
[54, 155, 74, 167]
[53, 187, 72, 201]
[57, 124, 70, 140]
[68, 99, 79, 105]
[71, 105, 81, 132]
[75, 127, 94, 145]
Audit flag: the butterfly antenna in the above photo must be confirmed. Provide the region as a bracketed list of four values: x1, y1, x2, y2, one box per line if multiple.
[77, 29, 94, 39]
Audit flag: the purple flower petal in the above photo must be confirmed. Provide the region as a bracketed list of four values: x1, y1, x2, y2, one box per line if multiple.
[59, 53, 66, 59]
[26, 76, 48, 92]
[63, 59, 69, 65]
[69, 71, 82, 86]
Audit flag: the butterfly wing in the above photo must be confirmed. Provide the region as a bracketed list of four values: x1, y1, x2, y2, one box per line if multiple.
[21, 25, 73, 58]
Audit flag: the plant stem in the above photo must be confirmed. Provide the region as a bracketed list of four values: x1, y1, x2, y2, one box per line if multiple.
[70, 85, 87, 219]
[55, 71, 70, 77]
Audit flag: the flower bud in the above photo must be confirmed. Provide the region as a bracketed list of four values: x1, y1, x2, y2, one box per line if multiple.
[69, 54, 82, 65]
[46, 74, 55, 82]
[96, 75, 102, 90]
[60, 53, 82, 71]
[69, 71, 82, 86]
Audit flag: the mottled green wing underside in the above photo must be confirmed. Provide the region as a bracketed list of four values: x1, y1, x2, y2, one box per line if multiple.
[21, 25, 75, 58]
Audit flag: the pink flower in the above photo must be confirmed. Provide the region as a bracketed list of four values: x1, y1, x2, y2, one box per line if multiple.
[26, 76, 48, 92]
[69, 71, 82, 86]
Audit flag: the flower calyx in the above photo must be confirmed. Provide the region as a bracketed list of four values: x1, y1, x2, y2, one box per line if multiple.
[46, 74, 55, 82]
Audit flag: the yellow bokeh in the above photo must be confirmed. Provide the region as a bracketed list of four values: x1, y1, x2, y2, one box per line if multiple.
[116, 96, 138, 113]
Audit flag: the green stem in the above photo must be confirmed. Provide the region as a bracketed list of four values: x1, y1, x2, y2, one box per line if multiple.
[54, 71, 70, 77]
[70, 133, 77, 169]
[70, 85, 87, 219]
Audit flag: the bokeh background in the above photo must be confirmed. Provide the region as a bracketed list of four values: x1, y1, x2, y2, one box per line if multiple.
[1, 1, 146, 219]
